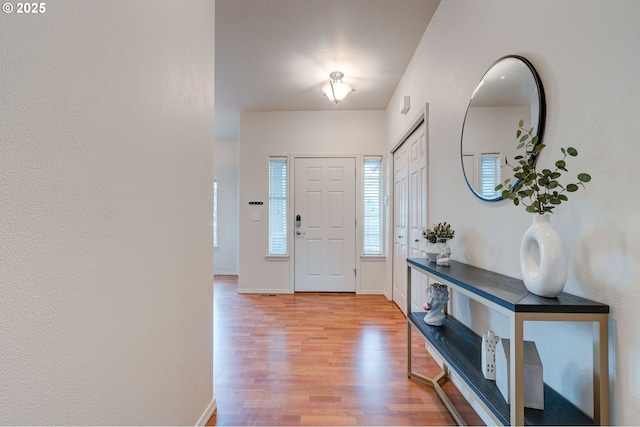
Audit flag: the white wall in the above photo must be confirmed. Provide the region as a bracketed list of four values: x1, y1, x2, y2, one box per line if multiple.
[0, 1, 215, 424]
[386, 0, 640, 423]
[214, 140, 239, 275]
[238, 111, 387, 295]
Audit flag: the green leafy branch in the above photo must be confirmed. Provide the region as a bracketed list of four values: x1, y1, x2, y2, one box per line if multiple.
[495, 119, 591, 215]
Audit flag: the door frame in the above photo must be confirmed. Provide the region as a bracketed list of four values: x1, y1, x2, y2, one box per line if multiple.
[389, 104, 429, 305]
[288, 154, 362, 293]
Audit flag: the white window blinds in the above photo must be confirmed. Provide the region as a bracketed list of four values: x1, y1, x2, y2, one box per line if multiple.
[213, 177, 218, 248]
[363, 157, 383, 255]
[269, 158, 287, 255]
[481, 154, 501, 199]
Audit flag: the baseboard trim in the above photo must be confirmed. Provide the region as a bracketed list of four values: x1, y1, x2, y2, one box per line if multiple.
[195, 397, 216, 426]
[237, 288, 292, 294]
[357, 289, 387, 295]
[426, 342, 500, 426]
[449, 370, 501, 426]
[237, 288, 386, 296]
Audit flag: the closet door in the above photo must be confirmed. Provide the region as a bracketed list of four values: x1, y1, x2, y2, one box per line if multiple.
[392, 144, 408, 313]
[408, 123, 428, 313]
[392, 121, 427, 315]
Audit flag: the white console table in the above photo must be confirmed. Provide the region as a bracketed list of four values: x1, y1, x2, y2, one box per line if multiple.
[406, 258, 609, 426]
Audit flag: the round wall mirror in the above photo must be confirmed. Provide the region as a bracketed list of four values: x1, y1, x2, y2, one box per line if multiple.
[461, 55, 546, 201]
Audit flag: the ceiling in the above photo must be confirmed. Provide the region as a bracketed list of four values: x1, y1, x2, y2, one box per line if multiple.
[214, 0, 440, 140]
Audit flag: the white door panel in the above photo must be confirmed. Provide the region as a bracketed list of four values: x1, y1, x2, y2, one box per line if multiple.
[393, 122, 427, 315]
[409, 124, 428, 313]
[294, 157, 356, 292]
[392, 145, 408, 314]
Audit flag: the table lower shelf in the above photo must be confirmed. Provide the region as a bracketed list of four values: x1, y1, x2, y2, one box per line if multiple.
[408, 312, 594, 426]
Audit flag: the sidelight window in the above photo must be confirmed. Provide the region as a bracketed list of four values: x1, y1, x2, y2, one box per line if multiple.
[481, 154, 501, 199]
[213, 177, 218, 249]
[363, 157, 383, 255]
[269, 157, 288, 255]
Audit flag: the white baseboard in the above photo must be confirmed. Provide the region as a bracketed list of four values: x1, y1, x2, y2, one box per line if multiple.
[449, 370, 502, 426]
[357, 289, 387, 295]
[195, 397, 217, 426]
[237, 288, 292, 294]
[214, 270, 238, 275]
[425, 342, 501, 425]
[238, 290, 388, 295]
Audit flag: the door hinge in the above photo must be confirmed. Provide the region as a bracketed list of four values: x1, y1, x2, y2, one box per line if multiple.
[354, 268, 357, 277]
[355, 218, 357, 227]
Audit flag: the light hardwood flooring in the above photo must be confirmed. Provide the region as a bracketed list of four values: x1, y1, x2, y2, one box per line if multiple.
[208, 275, 484, 426]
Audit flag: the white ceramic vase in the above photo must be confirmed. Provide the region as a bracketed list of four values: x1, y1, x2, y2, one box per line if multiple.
[426, 243, 439, 263]
[520, 214, 568, 298]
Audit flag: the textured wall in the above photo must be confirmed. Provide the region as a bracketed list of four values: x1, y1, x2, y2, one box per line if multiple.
[386, 0, 640, 423]
[0, 1, 215, 424]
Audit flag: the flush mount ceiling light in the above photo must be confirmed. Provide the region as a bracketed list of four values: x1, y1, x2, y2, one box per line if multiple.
[322, 71, 355, 104]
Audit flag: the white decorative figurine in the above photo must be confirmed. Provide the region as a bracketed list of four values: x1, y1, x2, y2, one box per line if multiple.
[481, 331, 500, 380]
[422, 283, 449, 326]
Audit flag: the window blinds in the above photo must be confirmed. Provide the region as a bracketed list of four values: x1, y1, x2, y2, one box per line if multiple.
[481, 154, 501, 199]
[269, 158, 288, 255]
[213, 177, 218, 248]
[363, 157, 383, 255]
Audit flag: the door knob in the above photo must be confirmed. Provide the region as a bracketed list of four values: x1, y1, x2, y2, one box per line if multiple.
[296, 230, 306, 236]
[415, 239, 419, 242]
[398, 235, 403, 238]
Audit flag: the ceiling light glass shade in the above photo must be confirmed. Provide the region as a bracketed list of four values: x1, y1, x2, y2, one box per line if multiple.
[322, 71, 355, 104]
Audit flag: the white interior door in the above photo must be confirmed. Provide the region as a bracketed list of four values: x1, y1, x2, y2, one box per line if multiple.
[393, 121, 428, 315]
[408, 123, 428, 313]
[294, 157, 356, 292]
[392, 145, 408, 313]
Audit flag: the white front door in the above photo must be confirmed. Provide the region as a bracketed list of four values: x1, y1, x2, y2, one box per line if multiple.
[294, 157, 356, 292]
[392, 144, 408, 313]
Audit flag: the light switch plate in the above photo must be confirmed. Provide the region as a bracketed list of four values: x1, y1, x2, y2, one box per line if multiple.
[251, 212, 260, 221]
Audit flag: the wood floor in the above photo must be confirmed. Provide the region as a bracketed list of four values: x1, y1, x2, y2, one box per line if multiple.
[208, 275, 484, 426]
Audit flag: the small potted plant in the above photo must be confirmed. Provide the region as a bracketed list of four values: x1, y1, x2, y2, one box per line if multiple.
[495, 119, 591, 297]
[422, 222, 455, 264]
